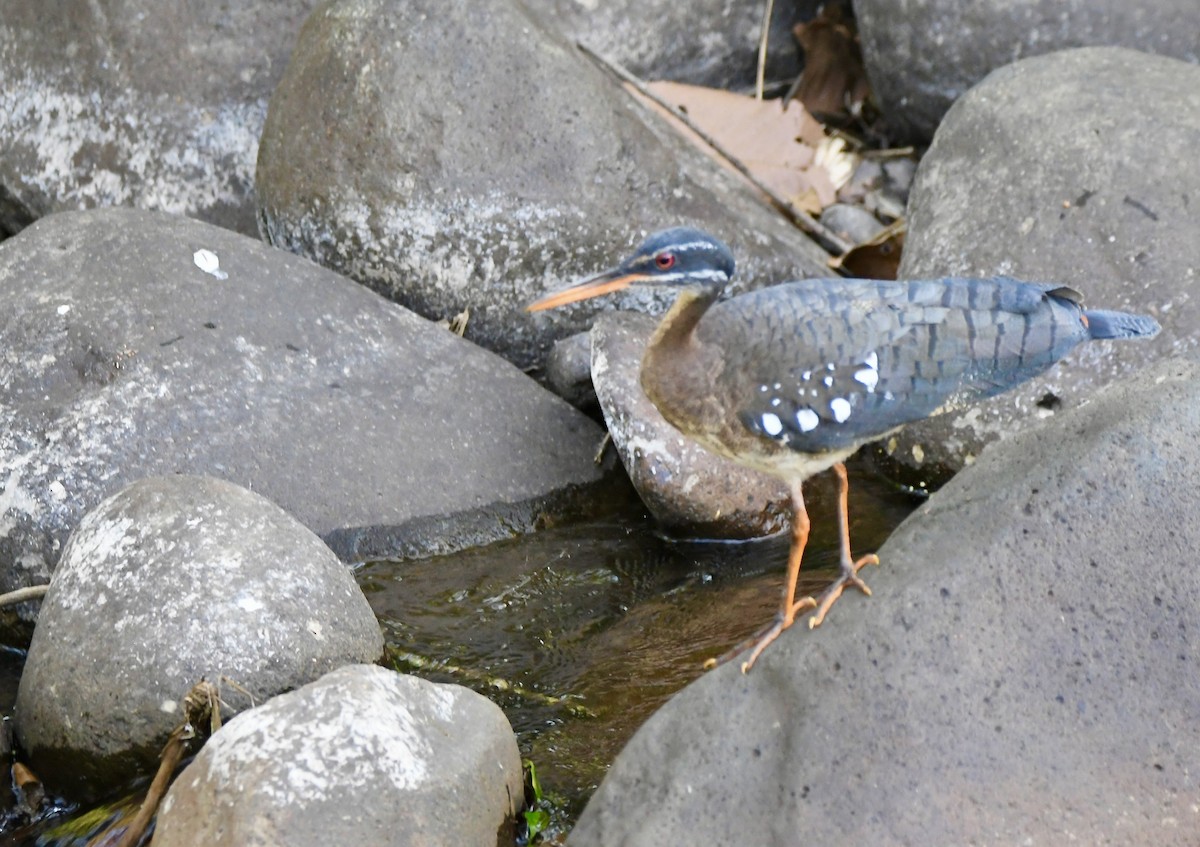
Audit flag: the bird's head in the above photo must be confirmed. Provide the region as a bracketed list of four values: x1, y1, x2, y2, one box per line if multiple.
[527, 227, 735, 312]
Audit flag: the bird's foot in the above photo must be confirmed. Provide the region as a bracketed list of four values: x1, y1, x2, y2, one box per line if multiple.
[807, 553, 879, 629]
[703, 594, 818, 673]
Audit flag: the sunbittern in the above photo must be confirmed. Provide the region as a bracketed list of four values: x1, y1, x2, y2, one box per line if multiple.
[528, 228, 1160, 671]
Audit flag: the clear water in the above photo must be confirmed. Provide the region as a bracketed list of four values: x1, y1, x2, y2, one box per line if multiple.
[359, 457, 923, 836]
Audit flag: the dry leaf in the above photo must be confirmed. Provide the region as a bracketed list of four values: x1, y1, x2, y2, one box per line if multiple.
[791, 2, 871, 119]
[12, 761, 44, 816]
[829, 218, 906, 279]
[633, 81, 845, 211]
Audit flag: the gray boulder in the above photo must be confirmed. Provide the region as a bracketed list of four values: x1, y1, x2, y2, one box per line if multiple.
[570, 353, 1200, 846]
[591, 313, 789, 539]
[0, 208, 609, 614]
[15, 476, 382, 799]
[545, 330, 598, 412]
[886, 47, 1188, 483]
[255, 0, 830, 369]
[855, 0, 1200, 141]
[0, 0, 323, 237]
[155, 664, 523, 847]
[524, 0, 809, 91]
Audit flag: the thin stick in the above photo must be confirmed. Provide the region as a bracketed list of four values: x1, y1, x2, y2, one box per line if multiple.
[756, 0, 776, 101]
[577, 43, 852, 257]
[115, 679, 220, 847]
[113, 724, 189, 847]
[0, 585, 49, 608]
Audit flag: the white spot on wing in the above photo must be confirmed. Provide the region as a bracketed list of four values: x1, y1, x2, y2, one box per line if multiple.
[761, 412, 783, 436]
[796, 408, 819, 432]
[854, 368, 879, 392]
[801, 370, 811, 380]
[830, 397, 852, 422]
[865, 351, 879, 370]
[823, 375, 834, 387]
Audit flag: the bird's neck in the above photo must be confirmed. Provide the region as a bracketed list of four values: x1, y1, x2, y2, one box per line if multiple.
[641, 286, 724, 439]
[646, 285, 718, 352]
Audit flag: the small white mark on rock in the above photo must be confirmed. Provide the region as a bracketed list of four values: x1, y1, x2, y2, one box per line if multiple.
[883, 390, 894, 401]
[56, 304, 71, 315]
[160, 699, 178, 714]
[193, 248, 229, 280]
[801, 370, 812, 380]
[797, 408, 820, 432]
[235, 594, 265, 613]
[48, 481, 67, 501]
[865, 351, 879, 370]
[830, 397, 852, 422]
[912, 444, 926, 464]
[761, 412, 783, 435]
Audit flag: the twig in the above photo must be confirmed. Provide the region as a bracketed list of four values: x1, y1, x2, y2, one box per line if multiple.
[0, 585, 49, 608]
[115, 678, 221, 847]
[593, 432, 612, 466]
[577, 43, 852, 258]
[755, 0, 776, 101]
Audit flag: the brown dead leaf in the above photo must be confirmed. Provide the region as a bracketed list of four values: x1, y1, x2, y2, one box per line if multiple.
[12, 761, 44, 817]
[828, 218, 906, 279]
[791, 2, 871, 119]
[633, 81, 845, 211]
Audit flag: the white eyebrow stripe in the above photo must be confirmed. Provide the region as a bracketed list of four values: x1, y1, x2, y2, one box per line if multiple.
[671, 240, 717, 252]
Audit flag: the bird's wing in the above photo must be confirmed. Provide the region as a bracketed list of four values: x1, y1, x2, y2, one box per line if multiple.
[715, 277, 1087, 454]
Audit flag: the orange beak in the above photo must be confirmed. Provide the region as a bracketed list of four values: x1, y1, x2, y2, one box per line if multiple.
[525, 270, 649, 312]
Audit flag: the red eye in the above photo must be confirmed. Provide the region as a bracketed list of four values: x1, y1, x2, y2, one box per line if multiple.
[655, 252, 676, 270]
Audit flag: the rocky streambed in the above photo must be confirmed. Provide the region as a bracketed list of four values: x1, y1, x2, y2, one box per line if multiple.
[1, 0, 1198, 845]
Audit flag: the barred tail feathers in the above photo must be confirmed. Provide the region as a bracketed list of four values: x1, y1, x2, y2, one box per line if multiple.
[1083, 309, 1161, 340]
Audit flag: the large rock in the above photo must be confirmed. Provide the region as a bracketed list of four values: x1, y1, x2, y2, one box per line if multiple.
[854, 0, 1200, 141]
[885, 47, 1189, 484]
[0, 209, 609, 612]
[255, 0, 831, 369]
[591, 312, 789, 539]
[0, 0, 323, 237]
[14, 476, 382, 798]
[524, 0, 810, 91]
[570, 353, 1200, 845]
[155, 665, 523, 847]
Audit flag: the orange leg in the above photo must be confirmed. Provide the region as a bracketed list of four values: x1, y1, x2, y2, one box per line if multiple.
[807, 462, 879, 628]
[738, 479, 817, 673]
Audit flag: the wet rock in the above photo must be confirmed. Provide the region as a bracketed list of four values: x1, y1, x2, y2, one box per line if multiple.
[817, 203, 885, 245]
[524, 0, 810, 91]
[855, 0, 1200, 141]
[14, 476, 383, 799]
[0, 208, 609, 621]
[155, 664, 523, 847]
[545, 330, 597, 412]
[0, 0, 322, 238]
[570, 353, 1200, 846]
[255, 0, 830, 369]
[887, 47, 1191, 480]
[591, 313, 789, 540]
